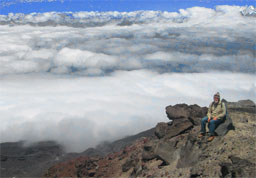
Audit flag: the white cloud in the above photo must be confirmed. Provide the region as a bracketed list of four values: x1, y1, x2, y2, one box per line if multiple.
[0, 16, 255, 75]
[0, 71, 255, 152]
[144, 51, 175, 62]
[55, 48, 118, 69]
[0, 5, 255, 28]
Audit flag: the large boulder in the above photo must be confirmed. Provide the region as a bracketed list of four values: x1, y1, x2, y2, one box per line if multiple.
[215, 115, 235, 136]
[151, 132, 201, 166]
[165, 104, 189, 119]
[165, 118, 193, 139]
[155, 122, 168, 139]
[154, 119, 193, 139]
[177, 136, 201, 168]
[165, 104, 208, 126]
[154, 139, 181, 165]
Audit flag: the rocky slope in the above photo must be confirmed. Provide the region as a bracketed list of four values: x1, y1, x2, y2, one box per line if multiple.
[43, 100, 256, 178]
[0, 141, 65, 177]
[0, 124, 155, 177]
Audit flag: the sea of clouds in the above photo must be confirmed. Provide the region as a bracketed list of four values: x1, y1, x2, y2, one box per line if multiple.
[0, 5, 255, 152]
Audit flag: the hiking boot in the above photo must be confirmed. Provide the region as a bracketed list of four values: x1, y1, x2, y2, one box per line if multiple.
[207, 136, 215, 142]
[198, 133, 205, 138]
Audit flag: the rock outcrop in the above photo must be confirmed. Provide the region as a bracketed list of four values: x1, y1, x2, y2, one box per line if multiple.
[43, 100, 256, 178]
[165, 104, 208, 126]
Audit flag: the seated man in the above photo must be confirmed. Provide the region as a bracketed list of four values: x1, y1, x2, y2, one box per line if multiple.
[198, 92, 226, 142]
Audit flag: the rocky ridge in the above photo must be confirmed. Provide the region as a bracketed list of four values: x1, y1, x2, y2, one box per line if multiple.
[43, 100, 256, 178]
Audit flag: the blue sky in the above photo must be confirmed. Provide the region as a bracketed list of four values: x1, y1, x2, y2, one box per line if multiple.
[0, 0, 255, 14]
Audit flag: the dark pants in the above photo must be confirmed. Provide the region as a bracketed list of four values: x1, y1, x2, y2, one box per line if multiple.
[200, 116, 223, 136]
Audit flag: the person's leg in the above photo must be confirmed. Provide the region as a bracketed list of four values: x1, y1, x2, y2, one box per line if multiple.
[200, 116, 209, 134]
[209, 119, 223, 136]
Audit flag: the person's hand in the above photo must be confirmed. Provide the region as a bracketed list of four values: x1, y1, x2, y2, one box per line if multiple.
[208, 117, 211, 122]
[213, 117, 217, 121]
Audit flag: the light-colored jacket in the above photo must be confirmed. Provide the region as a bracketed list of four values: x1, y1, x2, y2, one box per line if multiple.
[207, 101, 226, 119]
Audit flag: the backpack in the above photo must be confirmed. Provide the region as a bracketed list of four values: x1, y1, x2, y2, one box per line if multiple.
[221, 99, 228, 120]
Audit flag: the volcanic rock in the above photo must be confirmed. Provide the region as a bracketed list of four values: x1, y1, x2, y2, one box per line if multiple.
[219, 155, 256, 178]
[215, 114, 235, 136]
[155, 122, 168, 139]
[122, 159, 135, 172]
[43, 100, 255, 178]
[165, 104, 207, 125]
[227, 99, 256, 113]
[165, 118, 193, 139]
[176, 136, 201, 168]
[142, 141, 158, 161]
[154, 139, 181, 165]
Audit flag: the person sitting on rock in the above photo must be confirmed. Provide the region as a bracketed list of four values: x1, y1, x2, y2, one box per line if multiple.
[198, 92, 226, 142]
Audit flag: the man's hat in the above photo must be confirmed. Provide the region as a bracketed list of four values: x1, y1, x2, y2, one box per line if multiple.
[214, 92, 220, 99]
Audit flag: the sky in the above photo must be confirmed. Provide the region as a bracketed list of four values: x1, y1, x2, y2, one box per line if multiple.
[0, 1, 255, 152]
[0, 0, 255, 14]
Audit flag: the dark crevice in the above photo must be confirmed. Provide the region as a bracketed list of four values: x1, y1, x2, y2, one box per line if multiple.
[188, 117, 196, 125]
[231, 172, 236, 178]
[220, 165, 230, 177]
[158, 159, 169, 168]
[190, 174, 201, 178]
[179, 125, 194, 135]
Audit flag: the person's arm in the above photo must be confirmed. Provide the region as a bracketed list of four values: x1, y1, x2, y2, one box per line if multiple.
[216, 102, 226, 119]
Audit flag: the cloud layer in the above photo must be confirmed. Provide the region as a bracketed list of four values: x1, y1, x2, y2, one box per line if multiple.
[0, 71, 255, 152]
[0, 6, 255, 152]
[0, 6, 255, 76]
